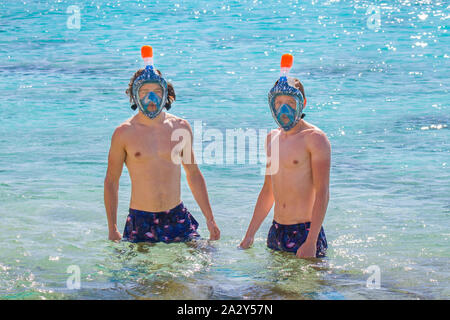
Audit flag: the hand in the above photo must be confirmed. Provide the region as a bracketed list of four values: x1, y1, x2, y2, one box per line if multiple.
[239, 236, 254, 249]
[206, 219, 220, 240]
[296, 240, 316, 259]
[108, 229, 122, 242]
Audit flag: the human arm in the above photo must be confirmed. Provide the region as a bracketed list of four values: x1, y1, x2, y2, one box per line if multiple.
[239, 170, 275, 248]
[104, 127, 126, 241]
[240, 132, 276, 248]
[296, 131, 331, 258]
[178, 121, 220, 240]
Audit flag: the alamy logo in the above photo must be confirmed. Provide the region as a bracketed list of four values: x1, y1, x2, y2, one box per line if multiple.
[170, 121, 280, 175]
[66, 265, 81, 290]
[366, 5, 381, 31]
[66, 5, 81, 30]
[365, 265, 381, 289]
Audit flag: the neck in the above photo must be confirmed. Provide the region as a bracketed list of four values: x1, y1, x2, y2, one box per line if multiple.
[135, 110, 165, 126]
[283, 119, 305, 136]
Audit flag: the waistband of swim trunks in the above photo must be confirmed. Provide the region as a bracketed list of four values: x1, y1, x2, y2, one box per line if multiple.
[272, 220, 311, 228]
[129, 201, 185, 215]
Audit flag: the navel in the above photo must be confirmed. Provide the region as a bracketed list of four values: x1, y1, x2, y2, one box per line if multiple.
[135, 151, 141, 157]
[293, 160, 298, 164]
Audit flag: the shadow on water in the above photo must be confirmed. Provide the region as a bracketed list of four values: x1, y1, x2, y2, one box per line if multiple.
[246, 251, 334, 300]
[199, 246, 336, 300]
[89, 239, 340, 300]
[94, 239, 219, 299]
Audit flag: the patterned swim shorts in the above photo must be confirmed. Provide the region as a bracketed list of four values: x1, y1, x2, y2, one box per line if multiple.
[267, 220, 327, 257]
[122, 202, 200, 243]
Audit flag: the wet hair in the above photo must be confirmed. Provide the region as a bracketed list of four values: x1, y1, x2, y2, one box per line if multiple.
[126, 68, 176, 111]
[274, 77, 306, 100]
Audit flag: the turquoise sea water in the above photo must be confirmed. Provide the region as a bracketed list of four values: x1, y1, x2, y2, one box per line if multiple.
[0, 0, 448, 299]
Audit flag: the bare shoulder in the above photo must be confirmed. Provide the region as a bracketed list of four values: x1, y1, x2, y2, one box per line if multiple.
[266, 128, 280, 145]
[266, 128, 281, 141]
[165, 113, 192, 132]
[112, 118, 134, 141]
[303, 124, 331, 152]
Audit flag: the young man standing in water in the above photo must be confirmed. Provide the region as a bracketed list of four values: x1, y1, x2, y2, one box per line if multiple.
[240, 54, 330, 258]
[104, 46, 220, 243]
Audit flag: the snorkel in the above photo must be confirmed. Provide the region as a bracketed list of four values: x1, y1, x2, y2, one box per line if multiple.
[268, 54, 307, 131]
[131, 45, 168, 119]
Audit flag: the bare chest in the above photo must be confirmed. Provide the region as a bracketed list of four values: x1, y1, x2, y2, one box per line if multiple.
[271, 136, 310, 170]
[125, 129, 178, 163]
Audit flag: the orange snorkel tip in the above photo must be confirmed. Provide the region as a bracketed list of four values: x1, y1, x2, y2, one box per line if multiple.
[281, 54, 293, 69]
[141, 45, 153, 59]
[280, 54, 293, 78]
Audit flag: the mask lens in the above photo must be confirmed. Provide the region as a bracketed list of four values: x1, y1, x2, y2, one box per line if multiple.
[276, 104, 296, 125]
[140, 91, 162, 112]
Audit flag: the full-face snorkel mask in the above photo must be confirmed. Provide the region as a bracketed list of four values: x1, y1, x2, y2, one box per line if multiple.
[131, 45, 168, 119]
[268, 54, 307, 131]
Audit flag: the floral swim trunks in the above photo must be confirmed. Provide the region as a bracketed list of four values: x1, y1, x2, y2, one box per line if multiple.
[267, 220, 327, 258]
[122, 202, 200, 243]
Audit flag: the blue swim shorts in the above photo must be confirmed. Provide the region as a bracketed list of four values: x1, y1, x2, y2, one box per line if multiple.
[123, 202, 200, 243]
[267, 220, 327, 257]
